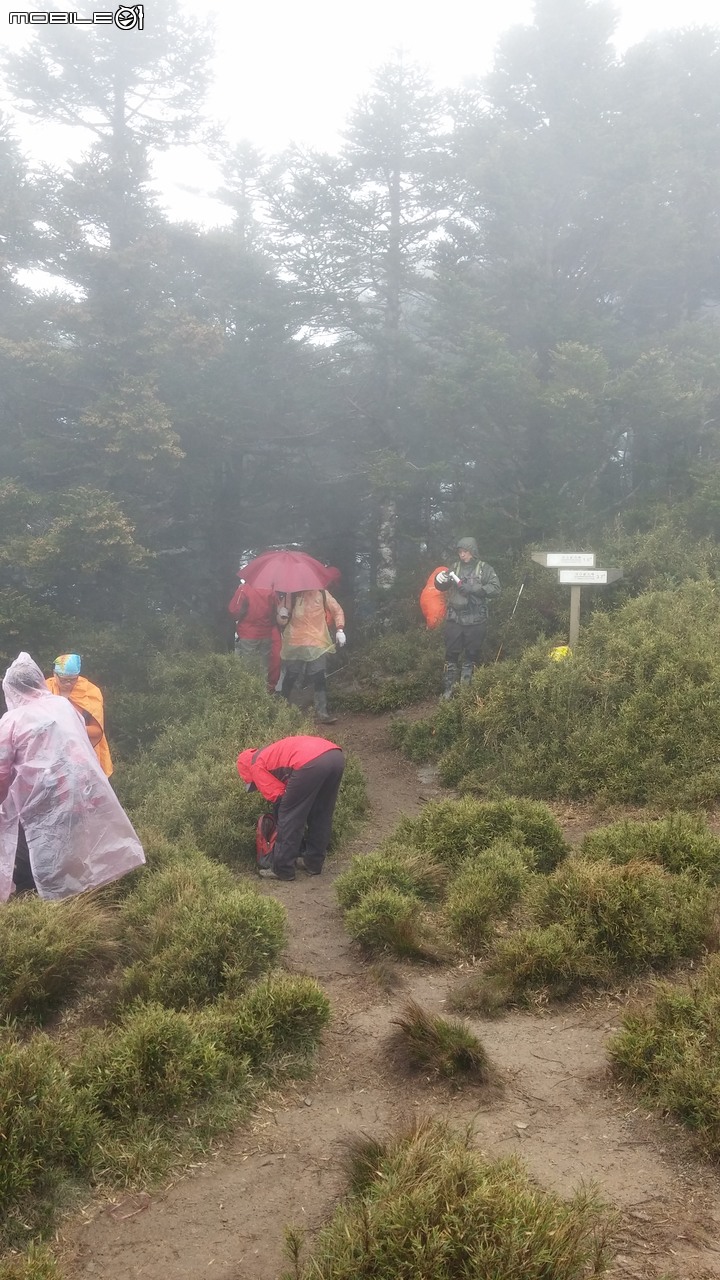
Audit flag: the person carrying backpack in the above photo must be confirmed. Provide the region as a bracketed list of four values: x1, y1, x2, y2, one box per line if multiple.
[237, 735, 345, 882]
[435, 537, 501, 699]
[278, 589, 345, 724]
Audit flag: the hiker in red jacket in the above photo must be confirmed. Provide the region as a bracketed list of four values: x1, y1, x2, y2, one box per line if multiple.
[237, 735, 345, 882]
[228, 581, 281, 694]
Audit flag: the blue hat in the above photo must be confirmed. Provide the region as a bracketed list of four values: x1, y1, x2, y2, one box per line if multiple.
[54, 653, 82, 676]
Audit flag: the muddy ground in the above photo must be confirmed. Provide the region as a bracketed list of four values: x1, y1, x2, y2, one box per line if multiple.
[64, 709, 720, 1280]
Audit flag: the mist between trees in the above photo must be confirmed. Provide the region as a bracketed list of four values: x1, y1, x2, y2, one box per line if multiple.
[2, 0, 720, 664]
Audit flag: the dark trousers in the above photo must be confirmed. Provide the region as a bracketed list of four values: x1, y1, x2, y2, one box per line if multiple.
[281, 658, 327, 703]
[273, 749, 345, 878]
[444, 620, 486, 665]
[13, 824, 37, 894]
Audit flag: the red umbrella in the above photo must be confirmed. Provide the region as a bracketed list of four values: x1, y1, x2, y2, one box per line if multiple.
[240, 549, 340, 593]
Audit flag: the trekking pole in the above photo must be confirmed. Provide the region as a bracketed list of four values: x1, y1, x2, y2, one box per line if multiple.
[494, 576, 528, 664]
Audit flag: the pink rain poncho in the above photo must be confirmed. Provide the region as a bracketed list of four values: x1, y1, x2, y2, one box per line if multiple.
[0, 652, 145, 901]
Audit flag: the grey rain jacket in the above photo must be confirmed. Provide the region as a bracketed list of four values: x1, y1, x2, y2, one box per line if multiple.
[435, 558, 501, 626]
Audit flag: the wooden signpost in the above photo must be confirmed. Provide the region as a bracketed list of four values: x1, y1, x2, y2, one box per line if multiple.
[531, 552, 623, 649]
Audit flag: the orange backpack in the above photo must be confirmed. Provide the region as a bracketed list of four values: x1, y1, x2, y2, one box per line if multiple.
[419, 566, 448, 629]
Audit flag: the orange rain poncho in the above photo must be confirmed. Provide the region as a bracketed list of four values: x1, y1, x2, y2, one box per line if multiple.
[280, 590, 345, 663]
[0, 653, 145, 901]
[45, 673, 113, 777]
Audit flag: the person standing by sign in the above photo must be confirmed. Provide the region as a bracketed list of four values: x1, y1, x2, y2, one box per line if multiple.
[435, 537, 501, 699]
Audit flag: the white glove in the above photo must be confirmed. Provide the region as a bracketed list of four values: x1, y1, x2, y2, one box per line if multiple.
[335, 629, 346, 647]
[448, 571, 461, 584]
[436, 571, 449, 585]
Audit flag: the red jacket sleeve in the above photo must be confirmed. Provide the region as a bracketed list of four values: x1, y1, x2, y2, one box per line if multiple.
[228, 585, 249, 620]
[250, 757, 287, 803]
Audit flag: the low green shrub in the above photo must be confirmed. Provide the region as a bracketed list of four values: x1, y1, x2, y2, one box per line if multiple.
[332, 630, 443, 712]
[580, 813, 720, 882]
[486, 923, 608, 1004]
[69, 1002, 241, 1124]
[335, 849, 447, 911]
[609, 957, 720, 1157]
[119, 864, 287, 1009]
[394, 797, 568, 873]
[534, 860, 716, 972]
[389, 699, 462, 762]
[0, 895, 119, 1025]
[0, 1032, 97, 1248]
[108, 650, 269, 758]
[397, 582, 720, 807]
[443, 840, 532, 953]
[389, 1001, 490, 1081]
[344, 888, 433, 959]
[282, 1118, 608, 1280]
[479, 859, 717, 1007]
[205, 974, 331, 1070]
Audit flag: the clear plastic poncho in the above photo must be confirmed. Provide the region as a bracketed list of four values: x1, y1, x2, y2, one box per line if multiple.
[0, 652, 145, 901]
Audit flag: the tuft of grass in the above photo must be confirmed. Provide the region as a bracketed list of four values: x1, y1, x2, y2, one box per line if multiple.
[205, 973, 331, 1071]
[343, 888, 436, 960]
[443, 839, 532, 953]
[368, 959, 405, 994]
[69, 1001, 242, 1126]
[0, 1245, 61, 1280]
[448, 972, 516, 1018]
[389, 1001, 491, 1081]
[580, 813, 720, 882]
[609, 956, 720, 1157]
[335, 849, 447, 912]
[281, 1117, 609, 1280]
[394, 797, 568, 873]
[0, 894, 119, 1025]
[119, 863, 287, 1009]
[0, 1031, 98, 1249]
[485, 923, 608, 1006]
[340, 1133, 390, 1197]
[479, 858, 718, 1007]
[533, 860, 716, 972]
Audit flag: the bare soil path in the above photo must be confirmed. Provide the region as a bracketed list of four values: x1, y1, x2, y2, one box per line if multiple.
[65, 710, 720, 1280]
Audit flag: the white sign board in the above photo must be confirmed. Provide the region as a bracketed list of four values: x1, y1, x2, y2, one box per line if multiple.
[532, 552, 596, 568]
[558, 568, 623, 585]
[546, 552, 596, 568]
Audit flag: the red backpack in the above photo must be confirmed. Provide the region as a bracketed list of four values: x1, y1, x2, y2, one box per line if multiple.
[419, 566, 448, 629]
[256, 812, 277, 867]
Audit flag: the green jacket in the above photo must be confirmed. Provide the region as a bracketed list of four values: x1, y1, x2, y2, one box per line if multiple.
[436, 559, 501, 625]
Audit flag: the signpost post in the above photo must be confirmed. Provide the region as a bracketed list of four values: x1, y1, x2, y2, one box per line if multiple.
[531, 553, 623, 649]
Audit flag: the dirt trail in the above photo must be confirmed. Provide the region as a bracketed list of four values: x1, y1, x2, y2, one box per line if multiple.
[66, 711, 720, 1280]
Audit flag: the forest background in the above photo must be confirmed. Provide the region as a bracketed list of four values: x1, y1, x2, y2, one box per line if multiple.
[2, 0, 720, 690]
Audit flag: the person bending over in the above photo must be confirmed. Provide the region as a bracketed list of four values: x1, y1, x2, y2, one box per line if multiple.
[237, 735, 345, 882]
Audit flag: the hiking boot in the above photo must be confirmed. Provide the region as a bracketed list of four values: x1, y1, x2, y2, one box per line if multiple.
[313, 687, 337, 724]
[460, 661, 475, 685]
[296, 856, 322, 876]
[257, 868, 295, 881]
[441, 662, 459, 701]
